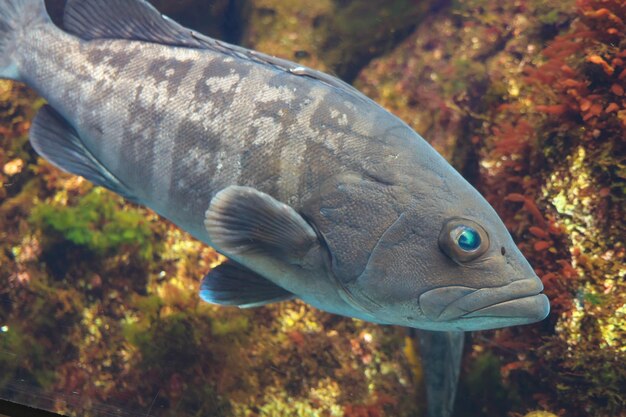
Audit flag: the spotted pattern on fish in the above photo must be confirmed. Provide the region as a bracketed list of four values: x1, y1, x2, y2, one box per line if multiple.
[17, 22, 414, 243]
[147, 57, 194, 96]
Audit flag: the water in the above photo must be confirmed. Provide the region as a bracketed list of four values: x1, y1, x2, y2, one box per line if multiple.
[1, 1, 624, 417]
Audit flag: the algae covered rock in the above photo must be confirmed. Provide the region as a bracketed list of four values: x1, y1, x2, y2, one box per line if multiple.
[355, 0, 573, 172]
[312, 0, 437, 82]
[240, 0, 437, 81]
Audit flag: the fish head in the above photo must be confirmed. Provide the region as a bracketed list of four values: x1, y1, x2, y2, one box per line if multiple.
[340, 180, 550, 332]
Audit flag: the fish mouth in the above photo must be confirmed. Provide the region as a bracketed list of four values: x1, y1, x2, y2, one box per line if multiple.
[419, 278, 549, 323]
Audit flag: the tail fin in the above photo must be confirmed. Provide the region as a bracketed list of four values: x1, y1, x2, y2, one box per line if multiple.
[0, 0, 50, 80]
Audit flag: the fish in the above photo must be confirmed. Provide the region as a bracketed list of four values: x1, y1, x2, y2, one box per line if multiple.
[416, 329, 464, 417]
[0, 0, 549, 332]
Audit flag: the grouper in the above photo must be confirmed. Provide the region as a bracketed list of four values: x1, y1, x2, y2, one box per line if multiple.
[0, 0, 549, 332]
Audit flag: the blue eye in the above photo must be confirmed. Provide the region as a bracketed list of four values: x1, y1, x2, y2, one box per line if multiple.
[454, 226, 481, 252]
[439, 219, 489, 262]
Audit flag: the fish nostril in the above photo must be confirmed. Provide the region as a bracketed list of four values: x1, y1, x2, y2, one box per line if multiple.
[501, 246, 506, 256]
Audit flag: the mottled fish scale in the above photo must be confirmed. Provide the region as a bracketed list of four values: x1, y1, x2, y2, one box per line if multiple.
[17, 24, 387, 242]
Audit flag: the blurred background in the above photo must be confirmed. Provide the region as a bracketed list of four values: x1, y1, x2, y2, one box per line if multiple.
[0, 0, 624, 416]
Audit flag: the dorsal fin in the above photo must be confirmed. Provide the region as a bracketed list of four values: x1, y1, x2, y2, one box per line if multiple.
[62, 0, 369, 102]
[63, 0, 201, 46]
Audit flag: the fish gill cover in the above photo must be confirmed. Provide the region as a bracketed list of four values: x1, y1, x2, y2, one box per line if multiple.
[0, 1, 624, 417]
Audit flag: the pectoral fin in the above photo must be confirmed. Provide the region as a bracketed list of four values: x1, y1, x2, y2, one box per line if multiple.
[200, 260, 294, 308]
[205, 186, 323, 269]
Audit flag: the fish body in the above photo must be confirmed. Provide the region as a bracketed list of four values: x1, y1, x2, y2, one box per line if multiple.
[0, 0, 549, 331]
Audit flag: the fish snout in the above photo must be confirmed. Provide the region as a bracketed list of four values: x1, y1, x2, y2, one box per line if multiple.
[419, 277, 549, 324]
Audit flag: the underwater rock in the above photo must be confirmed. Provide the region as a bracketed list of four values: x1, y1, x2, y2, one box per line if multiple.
[356, 0, 572, 177]
[240, 0, 436, 81]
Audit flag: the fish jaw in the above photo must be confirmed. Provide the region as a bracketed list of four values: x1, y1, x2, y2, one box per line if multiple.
[418, 277, 550, 330]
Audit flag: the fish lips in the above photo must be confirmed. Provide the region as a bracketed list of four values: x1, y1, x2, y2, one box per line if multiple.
[419, 278, 550, 324]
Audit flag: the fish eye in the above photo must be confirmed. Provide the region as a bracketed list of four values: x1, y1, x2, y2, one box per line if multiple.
[453, 226, 481, 252]
[439, 218, 489, 262]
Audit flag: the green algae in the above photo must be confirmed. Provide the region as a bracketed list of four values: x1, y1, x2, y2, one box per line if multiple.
[127, 313, 201, 371]
[30, 188, 156, 261]
[211, 314, 250, 336]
